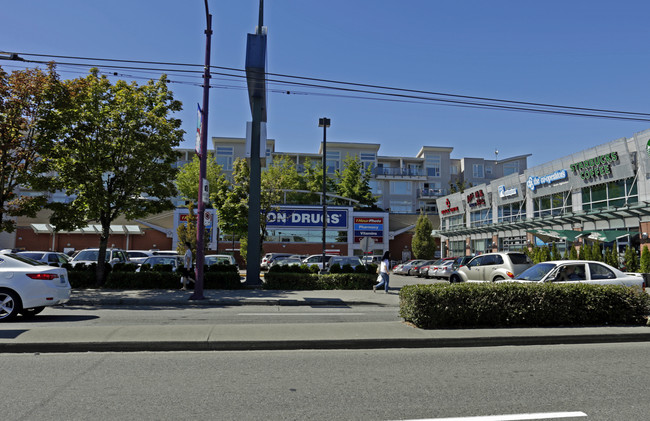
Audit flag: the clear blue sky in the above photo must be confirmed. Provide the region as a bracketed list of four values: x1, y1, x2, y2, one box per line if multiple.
[3, 0, 650, 167]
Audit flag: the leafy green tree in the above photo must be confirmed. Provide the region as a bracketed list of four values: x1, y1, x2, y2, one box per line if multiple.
[334, 155, 375, 208]
[0, 64, 60, 232]
[569, 245, 578, 260]
[411, 212, 436, 259]
[605, 247, 618, 269]
[640, 245, 650, 273]
[301, 157, 336, 205]
[218, 158, 250, 262]
[43, 69, 184, 285]
[175, 153, 228, 205]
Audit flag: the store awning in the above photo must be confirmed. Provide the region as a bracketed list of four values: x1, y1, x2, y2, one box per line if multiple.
[582, 230, 638, 243]
[30, 224, 143, 235]
[527, 229, 586, 242]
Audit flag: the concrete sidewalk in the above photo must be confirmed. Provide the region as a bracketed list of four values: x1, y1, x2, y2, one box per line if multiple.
[1, 288, 650, 353]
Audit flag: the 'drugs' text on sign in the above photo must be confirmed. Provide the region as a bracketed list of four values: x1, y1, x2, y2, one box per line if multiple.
[266, 209, 348, 229]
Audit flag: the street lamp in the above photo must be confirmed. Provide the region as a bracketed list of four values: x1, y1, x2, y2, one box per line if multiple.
[319, 117, 330, 273]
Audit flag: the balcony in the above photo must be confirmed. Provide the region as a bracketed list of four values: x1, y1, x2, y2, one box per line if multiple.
[417, 188, 447, 198]
[373, 167, 426, 179]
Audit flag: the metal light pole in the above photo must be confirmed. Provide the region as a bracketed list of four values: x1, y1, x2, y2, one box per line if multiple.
[190, 0, 212, 300]
[319, 118, 330, 273]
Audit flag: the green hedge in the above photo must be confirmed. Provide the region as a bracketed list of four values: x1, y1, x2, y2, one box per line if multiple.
[68, 269, 243, 290]
[399, 283, 650, 329]
[263, 272, 376, 290]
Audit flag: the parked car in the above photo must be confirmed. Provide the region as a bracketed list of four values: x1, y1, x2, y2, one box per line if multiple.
[136, 255, 183, 272]
[301, 254, 333, 270]
[428, 259, 455, 279]
[16, 251, 70, 267]
[326, 256, 363, 272]
[126, 250, 157, 264]
[205, 254, 238, 270]
[509, 260, 646, 291]
[451, 256, 474, 270]
[70, 248, 130, 268]
[413, 260, 436, 277]
[0, 253, 71, 321]
[449, 252, 533, 283]
[272, 257, 303, 268]
[261, 253, 294, 270]
[393, 260, 426, 276]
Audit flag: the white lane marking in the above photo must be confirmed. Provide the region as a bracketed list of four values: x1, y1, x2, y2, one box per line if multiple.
[401, 412, 588, 421]
[238, 313, 365, 316]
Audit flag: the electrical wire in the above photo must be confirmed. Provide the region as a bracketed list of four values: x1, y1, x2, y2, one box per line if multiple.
[7, 51, 650, 122]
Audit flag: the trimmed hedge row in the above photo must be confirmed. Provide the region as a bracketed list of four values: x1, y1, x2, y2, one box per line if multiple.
[68, 268, 243, 290]
[263, 272, 376, 290]
[399, 283, 650, 329]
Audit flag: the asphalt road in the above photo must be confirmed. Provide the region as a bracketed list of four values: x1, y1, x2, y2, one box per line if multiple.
[3, 342, 649, 420]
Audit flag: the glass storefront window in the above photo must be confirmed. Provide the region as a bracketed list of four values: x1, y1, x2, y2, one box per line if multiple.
[581, 177, 638, 211]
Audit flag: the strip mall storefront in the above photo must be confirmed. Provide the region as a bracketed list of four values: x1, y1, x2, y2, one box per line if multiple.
[437, 130, 650, 257]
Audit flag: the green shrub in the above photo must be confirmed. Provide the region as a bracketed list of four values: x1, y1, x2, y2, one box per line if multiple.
[263, 272, 375, 290]
[399, 283, 650, 329]
[113, 263, 138, 272]
[640, 245, 650, 274]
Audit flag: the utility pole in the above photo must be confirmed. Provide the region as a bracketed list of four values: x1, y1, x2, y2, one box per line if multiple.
[244, 0, 267, 286]
[190, 0, 212, 300]
[319, 118, 330, 273]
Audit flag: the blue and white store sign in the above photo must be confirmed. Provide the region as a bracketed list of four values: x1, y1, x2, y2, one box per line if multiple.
[526, 169, 567, 191]
[266, 208, 349, 229]
[498, 185, 518, 198]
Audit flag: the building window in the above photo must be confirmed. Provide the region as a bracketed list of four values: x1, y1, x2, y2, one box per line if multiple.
[503, 162, 519, 176]
[533, 192, 572, 218]
[425, 155, 441, 177]
[326, 151, 340, 174]
[389, 200, 414, 213]
[498, 201, 526, 223]
[390, 181, 412, 195]
[449, 240, 465, 256]
[581, 178, 638, 211]
[447, 214, 465, 230]
[473, 164, 484, 178]
[360, 153, 376, 172]
[450, 165, 458, 175]
[216, 146, 234, 170]
[470, 208, 492, 227]
[485, 165, 493, 176]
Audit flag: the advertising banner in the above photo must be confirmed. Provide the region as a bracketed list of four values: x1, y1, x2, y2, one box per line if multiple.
[353, 216, 384, 243]
[266, 208, 348, 229]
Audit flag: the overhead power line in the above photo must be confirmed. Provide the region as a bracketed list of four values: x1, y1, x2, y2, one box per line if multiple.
[8, 51, 650, 122]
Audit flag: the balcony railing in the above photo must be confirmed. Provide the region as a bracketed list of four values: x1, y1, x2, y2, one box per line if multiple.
[373, 167, 426, 178]
[417, 188, 447, 198]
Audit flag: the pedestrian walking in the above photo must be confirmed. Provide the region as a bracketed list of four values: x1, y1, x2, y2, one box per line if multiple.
[181, 241, 194, 290]
[373, 251, 391, 293]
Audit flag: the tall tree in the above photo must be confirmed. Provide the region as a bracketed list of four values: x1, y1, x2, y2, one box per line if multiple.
[217, 158, 250, 261]
[411, 212, 436, 259]
[0, 64, 60, 232]
[175, 152, 228, 205]
[43, 69, 184, 285]
[334, 155, 375, 208]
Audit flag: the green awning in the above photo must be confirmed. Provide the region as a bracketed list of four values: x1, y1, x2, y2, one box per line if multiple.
[582, 230, 638, 243]
[527, 229, 586, 242]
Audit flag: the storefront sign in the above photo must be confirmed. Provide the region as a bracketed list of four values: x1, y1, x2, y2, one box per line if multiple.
[440, 198, 460, 215]
[266, 209, 348, 228]
[527, 169, 567, 191]
[498, 185, 518, 198]
[466, 189, 486, 208]
[353, 217, 383, 243]
[569, 152, 619, 181]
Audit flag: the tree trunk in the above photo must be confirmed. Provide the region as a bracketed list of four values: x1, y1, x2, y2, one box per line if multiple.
[95, 224, 111, 287]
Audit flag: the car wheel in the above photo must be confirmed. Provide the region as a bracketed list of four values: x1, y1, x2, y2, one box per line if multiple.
[492, 276, 504, 282]
[449, 275, 461, 284]
[21, 306, 45, 318]
[0, 290, 22, 322]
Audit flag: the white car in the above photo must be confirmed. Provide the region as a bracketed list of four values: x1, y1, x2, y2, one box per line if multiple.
[0, 253, 71, 321]
[70, 248, 130, 268]
[510, 260, 646, 291]
[205, 254, 239, 271]
[16, 251, 71, 267]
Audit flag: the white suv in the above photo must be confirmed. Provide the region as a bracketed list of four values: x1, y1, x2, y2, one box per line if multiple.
[449, 252, 533, 283]
[70, 248, 130, 268]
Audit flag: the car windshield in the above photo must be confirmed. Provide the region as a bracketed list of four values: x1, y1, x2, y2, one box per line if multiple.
[73, 250, 110, 262]
[206, 256, 233, 265]
[18, 252, 45, 260]
[515, 263, 556, 281]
